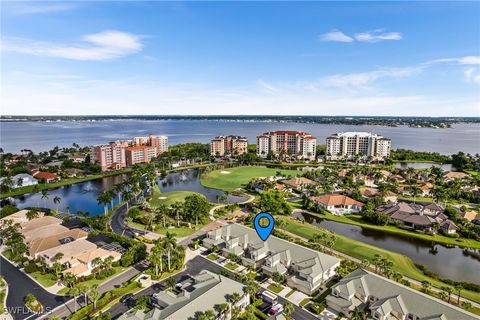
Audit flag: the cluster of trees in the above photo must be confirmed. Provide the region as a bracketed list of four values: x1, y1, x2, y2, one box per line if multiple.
[155, 143, 210, 169]
[148, 232, 186, 278]
[256, 190, 292, 215]
[444, 206, 480, 241]
[391, 149, 451, 163]
[131, 193, 211, 231]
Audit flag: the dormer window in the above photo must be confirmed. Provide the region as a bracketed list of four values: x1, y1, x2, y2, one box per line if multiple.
[407, 314, 416, 320]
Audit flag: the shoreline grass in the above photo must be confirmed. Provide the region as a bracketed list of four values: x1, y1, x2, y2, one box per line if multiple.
[278, 216, 480, 304]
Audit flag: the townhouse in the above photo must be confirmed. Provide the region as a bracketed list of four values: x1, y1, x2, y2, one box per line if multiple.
[203, 224, 340, 295]
[327, 268, 478, 320]
[120, 270, 248, 320]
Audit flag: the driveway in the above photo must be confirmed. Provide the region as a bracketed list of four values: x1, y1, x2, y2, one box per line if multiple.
[107, 256, 317, 320]
[107, 256, 224, 319]
[0, 256, 69, 320]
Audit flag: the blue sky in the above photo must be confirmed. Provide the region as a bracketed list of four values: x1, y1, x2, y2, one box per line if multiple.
[1, 1, 479, 116]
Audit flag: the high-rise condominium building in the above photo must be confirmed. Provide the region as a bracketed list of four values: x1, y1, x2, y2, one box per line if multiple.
[91, 134, 168, 171]
[133, 135, 168, 154]
[256, 130, 317, 160]
[210, 135, 248, 156]
[125, 146, 157, 165]
[326, 132, 391, 161]
[90, 141, 129, 171]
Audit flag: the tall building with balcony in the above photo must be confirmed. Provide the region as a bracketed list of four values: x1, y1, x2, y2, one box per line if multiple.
[125, 146, 157, 166]
[90, 141, 129, 171]
[133, 135, 168, 155]
[210, 135, 248, 157]
[256, 130, 317, 160]
[326, 132, 391, 161]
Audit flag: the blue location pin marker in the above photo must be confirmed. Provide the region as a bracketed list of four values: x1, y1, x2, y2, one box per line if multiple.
[254, 212, 275, 241]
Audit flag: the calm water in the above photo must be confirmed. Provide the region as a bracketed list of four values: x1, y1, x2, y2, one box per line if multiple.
[157, 169, 247, 203]
[1, 121, 479, 154]
[293, 211, 480, 284]
[395, 162, 454, 171]
[3, 169, 245, 215]
[5, 174, 128, 215]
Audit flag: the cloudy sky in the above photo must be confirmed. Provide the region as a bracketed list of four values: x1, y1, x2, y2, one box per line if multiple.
[1, 1, 479, 116]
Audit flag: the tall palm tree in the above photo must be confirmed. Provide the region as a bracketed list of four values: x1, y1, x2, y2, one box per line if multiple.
[455, 284, 463, 305]
[26, 208, 40, 220]
[88, 284, 100, 309]
[53, 196, 62, 212]
[41, 190, 49, 208]
[69, 285, 81, 312]
[123, 189, 134, 213]
[162, 232, 177, 271]
[97, 191, 111, 216]
[150, 241, 164, 276]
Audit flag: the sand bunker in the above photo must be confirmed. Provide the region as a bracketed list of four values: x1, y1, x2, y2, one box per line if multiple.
[220, 171, 231, 174]
[158, 196, 167, 200]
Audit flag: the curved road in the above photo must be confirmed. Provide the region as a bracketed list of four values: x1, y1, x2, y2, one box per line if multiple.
[1, 256, 69, 320]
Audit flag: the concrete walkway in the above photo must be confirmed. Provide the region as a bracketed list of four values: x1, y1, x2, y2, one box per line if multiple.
[209, 192, 255, 221]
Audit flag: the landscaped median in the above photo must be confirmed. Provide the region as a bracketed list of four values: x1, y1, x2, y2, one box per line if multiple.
[306, 209, 480, 250]
[278, 216, 480, 305]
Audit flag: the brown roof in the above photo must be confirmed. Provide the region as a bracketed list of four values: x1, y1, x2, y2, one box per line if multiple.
[462, 211, 480, 222]
[311, 194, 364, 207]
[443, 171, 469, 180]
[29, 229, 89, 256]
[282, 177, 316, 188]
[75, 247, 121, 264]
[39, 239, 97, 265]
[360, 187, 379, 198]
[418, 182, 433, 190]
[32, 171, 59, 180]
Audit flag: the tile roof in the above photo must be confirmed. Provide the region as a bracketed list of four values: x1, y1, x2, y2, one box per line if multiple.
[310, 194, 364, 207]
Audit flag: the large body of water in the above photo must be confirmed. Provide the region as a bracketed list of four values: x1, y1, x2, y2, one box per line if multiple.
[1, 120, 479, 154]
[5, 169, 244, 215]
[293, 211, 480, 284]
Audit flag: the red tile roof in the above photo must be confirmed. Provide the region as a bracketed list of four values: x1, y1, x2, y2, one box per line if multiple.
[310, 194, 364, 207]
[32, 171, 59, 180]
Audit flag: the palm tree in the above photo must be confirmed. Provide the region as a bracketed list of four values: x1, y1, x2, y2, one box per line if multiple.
[88, 284, 100, 309]
[455, 284, 463, 305]
[53, 196, 62, 212]
[350, 306, 366, 320]
[441, 286, 454, 303]
[52, 252, 64, 278]
[461, 301, 472, 310]
[283, 302, 294, 319]
[123, 189, 134, 213]
[166, 276, 177, 290]
[41, 190, 49, 208]
[162, 232, 177, 271]
[171, 201, 183, 227]
[69, 285, 81, 312]
[26, 208, 40, 220]
[97, 191, 111, 216]
[144, 210, 155, 231]
[421, 280, 431, 294]
[150, 241, 164, 276]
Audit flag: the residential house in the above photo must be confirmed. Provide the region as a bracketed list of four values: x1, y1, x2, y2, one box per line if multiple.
[443, 171, 469, 181]
[310, 194, 364, 214]
[377, 202, 456, 233]
[64, 247, 121, 277]
[203, 224, 340, 295]
[120, 270, 248, 320]
[281, 177, 317, 191]
[461, 210, 480, 222]
[28, 228, 89, 258]
[64, 168, 84, 178]
[326, 269, 477, 320]
[37, 238, 98, 266]
[440, 220, 458, 234]
[0, 173, 38, 189]
[418, 182, 434, 197]
[32, 170, 60, 183]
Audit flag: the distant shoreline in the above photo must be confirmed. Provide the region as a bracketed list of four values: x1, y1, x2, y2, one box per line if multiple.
[1, 115, 479, 128]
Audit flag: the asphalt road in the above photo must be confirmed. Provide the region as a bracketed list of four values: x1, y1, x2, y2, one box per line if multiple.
[0, 256, 69, 320]
[107, 256, 316, 320]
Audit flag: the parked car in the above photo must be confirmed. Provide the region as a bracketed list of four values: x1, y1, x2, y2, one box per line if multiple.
[120, 294, 134, 303]
[268, 303, 284, 316]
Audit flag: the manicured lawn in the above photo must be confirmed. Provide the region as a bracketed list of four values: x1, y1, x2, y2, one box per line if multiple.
[128, 220, 206, 237]
[149, 187, 200, 207]
[207, 253, 220, 261]
[465, 170, 479, 176]
[0, 170, 130, 198]
[57, 266, 127, 294]
[225, 262, 239, 271]
[267, 283, 284, 293]
[397, 195, 434, 203]
[200, 166, 300, 191]
[279, 216, 480, 304]
[311, 210, 480, 250]
[30, 271, 57, 287]
[285, 289, 295, 298]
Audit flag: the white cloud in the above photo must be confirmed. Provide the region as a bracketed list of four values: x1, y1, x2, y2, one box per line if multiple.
[354, 29, 402, 42]
[256, 79, 279, 93]
[319, 29, 402, 43]
[2, 30, 144, 61]
[464, 68, 480, 84]
[3, 2, 78, 15]
[318, 67, 422, 89]
[319, 31, 353, 43]
[428, 56, 480, 66]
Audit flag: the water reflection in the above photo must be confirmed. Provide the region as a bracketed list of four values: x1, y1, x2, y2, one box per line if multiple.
[293, 211, 480, 284]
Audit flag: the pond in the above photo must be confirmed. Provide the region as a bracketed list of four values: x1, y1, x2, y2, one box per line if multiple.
[4, 169, 247, 216]
[157, 169, 248, 203]
[394, 162, 454, 171]
[293, 211, 480, 284]
[5, 174, 129, 216]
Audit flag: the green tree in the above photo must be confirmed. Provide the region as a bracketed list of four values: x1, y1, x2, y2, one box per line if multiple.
[257, 190, 292, 215]
[88, 284, 100, 309]
[53, 196, 62, 212]
[26, 208, 40, 220]
[183, 194, 210, 225]
[283, 302, 294, 319]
